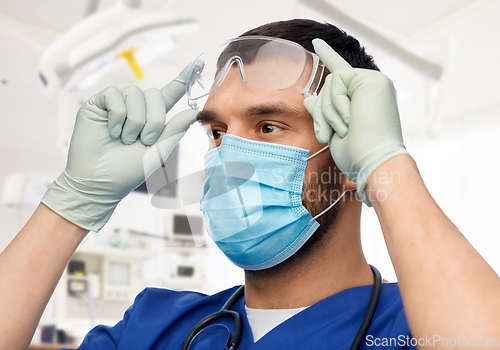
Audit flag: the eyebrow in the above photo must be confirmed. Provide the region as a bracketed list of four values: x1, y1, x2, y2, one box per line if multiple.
[196, 110, 220, 123]
[196, 102, 304, 124]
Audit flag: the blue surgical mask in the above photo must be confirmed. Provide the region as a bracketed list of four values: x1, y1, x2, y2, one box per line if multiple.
[200, 134, 346, 270]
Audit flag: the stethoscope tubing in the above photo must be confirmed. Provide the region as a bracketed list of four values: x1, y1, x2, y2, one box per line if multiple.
[350, 265, 382, 350]
[182, 265, 382, 350]
[181, 286, 244, 350]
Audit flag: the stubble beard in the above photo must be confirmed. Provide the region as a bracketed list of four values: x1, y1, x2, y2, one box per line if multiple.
[244, 159, 344, 281]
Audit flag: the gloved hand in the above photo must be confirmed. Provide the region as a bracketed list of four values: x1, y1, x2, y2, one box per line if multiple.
[42, 64, 198, 231]
[304, 39, 410, 206]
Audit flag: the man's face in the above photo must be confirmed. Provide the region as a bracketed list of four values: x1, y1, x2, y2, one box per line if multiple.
[198, 67, 325, 173]
[197, 64, 347, 272]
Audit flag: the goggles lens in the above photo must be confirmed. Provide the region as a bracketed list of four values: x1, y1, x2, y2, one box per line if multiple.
[186, 36, 324, 109]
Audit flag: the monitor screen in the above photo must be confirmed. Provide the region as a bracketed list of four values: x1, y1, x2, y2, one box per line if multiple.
[177, 266, 195, 277]
[173, 214, 204, 236]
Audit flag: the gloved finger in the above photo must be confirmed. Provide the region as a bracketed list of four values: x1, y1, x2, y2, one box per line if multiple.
[120, 86, 146, 145]
[331, 69, 356, 125]
[160, 62, 195, 112]
[320, 75, 348, 137]
[91, 86, 126, 139]
[304, 89, 333, 144]
[154, 109, 199, 161]
[140, 88, 167, 146]
[312, 39, 353, 73]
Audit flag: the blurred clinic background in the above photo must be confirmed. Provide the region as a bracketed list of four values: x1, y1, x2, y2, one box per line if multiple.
[1, 0, 499, 346]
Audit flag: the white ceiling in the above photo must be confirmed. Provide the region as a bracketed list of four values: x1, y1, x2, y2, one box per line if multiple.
[0, 0, 483, 37]
[0, 0, 165, 33]
[328, 0, 478, 37]
[0, 0, 499, 139]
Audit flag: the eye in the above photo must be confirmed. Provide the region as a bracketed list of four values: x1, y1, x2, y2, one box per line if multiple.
[260, 124, 281, 134]
[211, 129, 226, 140]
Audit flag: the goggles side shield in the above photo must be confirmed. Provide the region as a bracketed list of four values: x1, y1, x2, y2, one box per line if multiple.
[186, 36, 325, 109]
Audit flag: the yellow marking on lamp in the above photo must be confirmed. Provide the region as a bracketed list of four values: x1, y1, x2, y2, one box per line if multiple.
[116, 47, 144, 80]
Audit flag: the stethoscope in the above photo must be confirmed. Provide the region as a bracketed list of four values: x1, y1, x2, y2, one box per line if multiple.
[182, 265, 382, 350]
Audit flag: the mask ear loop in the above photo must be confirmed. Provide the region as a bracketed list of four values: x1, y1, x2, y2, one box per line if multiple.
[301, 144, 346, 222]
[310, 189, 349, 222]
[302, 145, 329, 161]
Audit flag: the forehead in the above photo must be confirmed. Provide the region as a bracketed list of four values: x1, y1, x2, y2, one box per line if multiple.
[216, 36, 306, 71]
[204, 56, 316, 106]
[202, 65, 309, 115]
[242, 58, 315, 94]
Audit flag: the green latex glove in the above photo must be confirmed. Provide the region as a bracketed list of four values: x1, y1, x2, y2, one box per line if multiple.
[42, 64, 198, 231]
[304, 39, 410, 206]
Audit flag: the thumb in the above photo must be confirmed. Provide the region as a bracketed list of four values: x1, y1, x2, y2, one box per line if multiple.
[304, 93, 334, 144]
[155, 109, 199, 161]
[160, 62, 194, 111]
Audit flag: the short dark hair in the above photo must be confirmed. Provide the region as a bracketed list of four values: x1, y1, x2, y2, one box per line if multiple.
[240, 19, 379, 72]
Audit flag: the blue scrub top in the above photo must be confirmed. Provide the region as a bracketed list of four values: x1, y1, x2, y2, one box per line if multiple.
[63, 283, 415, 350]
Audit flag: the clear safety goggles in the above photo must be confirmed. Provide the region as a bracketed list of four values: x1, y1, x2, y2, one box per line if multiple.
[186, 36, 326, 109]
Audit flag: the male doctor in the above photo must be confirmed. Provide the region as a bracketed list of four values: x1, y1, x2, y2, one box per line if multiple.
[0, 19, 499, 350]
